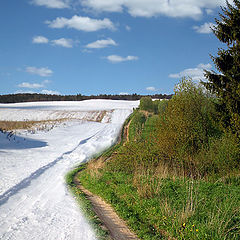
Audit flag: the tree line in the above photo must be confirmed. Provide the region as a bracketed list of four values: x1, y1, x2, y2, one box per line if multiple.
[0, 93, 172, 104]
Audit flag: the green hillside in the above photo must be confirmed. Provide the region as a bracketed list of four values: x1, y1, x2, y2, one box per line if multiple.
[77, 78, 240, 239]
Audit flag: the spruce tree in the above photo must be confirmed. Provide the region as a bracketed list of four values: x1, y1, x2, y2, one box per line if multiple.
[204, 0, 240, 135]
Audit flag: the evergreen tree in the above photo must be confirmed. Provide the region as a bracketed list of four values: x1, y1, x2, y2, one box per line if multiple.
[204, 0, 240, 135]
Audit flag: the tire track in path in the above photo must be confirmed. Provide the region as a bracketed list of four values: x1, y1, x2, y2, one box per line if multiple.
[74, 172, 139, 240]
[0, 134, 97, 206]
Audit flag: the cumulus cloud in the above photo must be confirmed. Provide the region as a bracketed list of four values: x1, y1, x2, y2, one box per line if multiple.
[33, 36, 76, 48]
[105, 55, 139, 63]
[31, 0, 70, 9]
[81, 0, 231, 19]
[51, 38, 74, 48]
[85, 38, 117, 49]
[146, 86, 157, 91]
[18, 79, 51, 89]
[46, 15, 115, 32]
[15, 89, 60, 95]
[26, 66, 53, 77]
[169, 63, 212, 81]
[193, 22, 215, 34]
[32, 36, 49, 44]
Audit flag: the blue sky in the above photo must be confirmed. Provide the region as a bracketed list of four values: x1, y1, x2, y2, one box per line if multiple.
[0, 0, 230, 95]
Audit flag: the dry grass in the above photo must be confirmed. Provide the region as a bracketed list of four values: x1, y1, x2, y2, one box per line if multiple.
[95, 110, 107, 122]
[0, 119, 68, 131]
[87, 157, 107, 178]
[0, 121, 39, 131]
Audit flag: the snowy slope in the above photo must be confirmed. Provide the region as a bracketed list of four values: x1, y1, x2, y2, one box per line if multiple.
[0, 100, 138, 122]
[0, 100, 139, 240]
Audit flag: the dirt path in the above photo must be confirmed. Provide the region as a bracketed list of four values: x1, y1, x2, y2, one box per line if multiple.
[125, 118, 132, 143]
[74, 173, 139, 240]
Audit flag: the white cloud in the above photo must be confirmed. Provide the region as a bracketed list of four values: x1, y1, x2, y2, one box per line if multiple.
[32, 36, 76, 48]
[18, 82, 44, 89]
[15, 89, 60, 95]
[82, 49, 92, 53]
[126, 25, 131, 31]
[41, 89, 60, 95]
[31, 0, 70, 9]
[105, 55, 138, 63]
[193, 22, 215, 34]
[46, 15, 115, 32]
[119, 92, 129, 95]
[206, 9, 213, 15]
[146, 86, 156, 91]
[26, 67, 53, 77]
[85, 38, 117, 49]
[32, 36, 49, 44]
[169, 63, 212, 81]
[17, 79, 51, 89]
[81, 0, 231, 19]
[51, 38, 74, 48]
[81, 0, 124, 12]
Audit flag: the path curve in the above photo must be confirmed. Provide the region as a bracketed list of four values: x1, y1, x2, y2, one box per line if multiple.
[74, 173, 139, 240]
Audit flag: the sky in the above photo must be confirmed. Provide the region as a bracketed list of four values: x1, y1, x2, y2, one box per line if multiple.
[0, 0, 231, 96]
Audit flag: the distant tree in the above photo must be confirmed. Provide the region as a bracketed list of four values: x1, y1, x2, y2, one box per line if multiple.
[204, 0, 240, 135]
[139, 97, 154, 112]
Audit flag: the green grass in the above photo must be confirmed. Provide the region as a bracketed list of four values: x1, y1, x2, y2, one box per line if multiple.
[79, 169, 240, 240]
[141, 115, 159, 140]
[128, 111, 146, 141]
[70, 101, 240, 240]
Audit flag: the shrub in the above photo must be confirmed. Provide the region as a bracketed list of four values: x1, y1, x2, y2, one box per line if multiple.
[128, 111, 146, 141]
[139, 97, 154, 112]
[197, 132, 240, 176]
[164, 78, 220, 155]
[157, 100, 168, 116]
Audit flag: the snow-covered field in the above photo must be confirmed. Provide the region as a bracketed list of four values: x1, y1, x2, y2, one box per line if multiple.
[0, 100, 139, 240]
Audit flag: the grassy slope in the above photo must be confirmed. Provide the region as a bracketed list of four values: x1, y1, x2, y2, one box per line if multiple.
[72, 110, 240, 239]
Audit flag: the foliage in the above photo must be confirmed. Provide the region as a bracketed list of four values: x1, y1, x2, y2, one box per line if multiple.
[163, 78, 220, 158]
[106, 78, 238, 178]
[79, 169, 240, 240]
[157, 100, 168, 116]
[71, 76, 240, 239]
[204, 0, 240, 135]
[128, 111, 146, 141]
[197, 132, 240, 177]
[139, 96, 155, 112]
[139, 97, 168, 114]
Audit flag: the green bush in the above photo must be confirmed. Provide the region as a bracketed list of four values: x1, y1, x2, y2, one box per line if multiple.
[128, 111, 146, 141]
[158, 78, 220, 158]
[157, 100, 168, 116]
[197, 132, 240, 176]
[139, 97, 154, 112]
